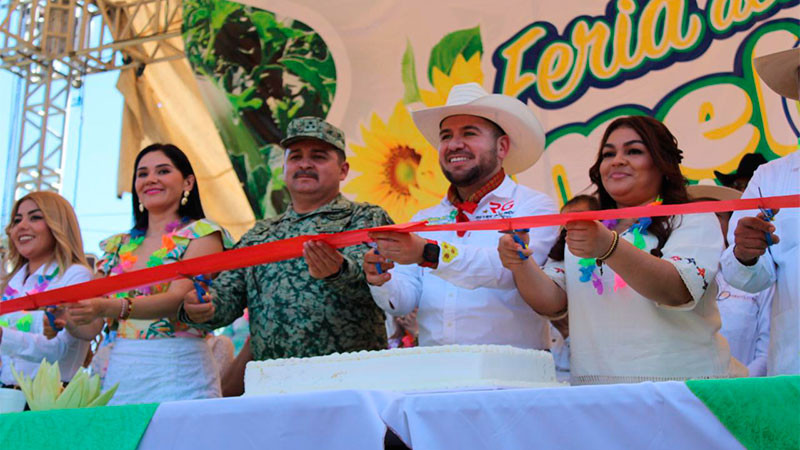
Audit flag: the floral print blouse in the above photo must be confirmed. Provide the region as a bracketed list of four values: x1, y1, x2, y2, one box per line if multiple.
[97, 219, 234, 340]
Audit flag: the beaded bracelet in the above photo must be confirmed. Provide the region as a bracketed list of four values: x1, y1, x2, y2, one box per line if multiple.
[118, 298, 132, 320]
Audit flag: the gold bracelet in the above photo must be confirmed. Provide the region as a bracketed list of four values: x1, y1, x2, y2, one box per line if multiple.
[596, 230, 619, 265]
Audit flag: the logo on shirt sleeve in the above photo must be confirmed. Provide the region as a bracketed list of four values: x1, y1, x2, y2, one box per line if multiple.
[441, 242, 459, 263]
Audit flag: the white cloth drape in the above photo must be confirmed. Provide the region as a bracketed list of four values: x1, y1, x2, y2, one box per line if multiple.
[136, 382, 742, 449]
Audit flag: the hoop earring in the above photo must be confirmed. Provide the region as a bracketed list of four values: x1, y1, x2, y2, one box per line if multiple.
[138, 202, 144, 213]
[180, 190, 189, 206]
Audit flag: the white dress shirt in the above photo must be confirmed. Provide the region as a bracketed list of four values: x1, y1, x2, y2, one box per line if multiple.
[715, 273, 772, 376]
[721, 151, 800, 375]
[545, 213, 746, 384]
[0, 263, 93, 385]
[369, 176, 559, 349]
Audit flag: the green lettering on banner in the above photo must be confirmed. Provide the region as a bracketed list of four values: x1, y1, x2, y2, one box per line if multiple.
[541, 18, 799, 194]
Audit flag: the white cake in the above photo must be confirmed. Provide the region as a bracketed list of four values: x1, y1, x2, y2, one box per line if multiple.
[244, 344, 561, 395]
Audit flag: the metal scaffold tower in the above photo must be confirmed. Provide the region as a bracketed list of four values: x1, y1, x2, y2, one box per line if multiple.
[0, 0, 183, 225]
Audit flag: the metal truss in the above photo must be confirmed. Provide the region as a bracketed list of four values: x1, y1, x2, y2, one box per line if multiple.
[11, 63, 73, 196]
[0, 0, 184, 78]
[0, 0, 183, 219]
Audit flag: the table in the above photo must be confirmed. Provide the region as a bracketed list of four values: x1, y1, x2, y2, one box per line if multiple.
[381, 382, 743, 450]
[3, 377, 796, 449]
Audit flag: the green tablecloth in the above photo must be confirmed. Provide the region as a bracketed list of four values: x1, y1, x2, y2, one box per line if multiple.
[688, 375, 800, 450]
[0, 402, 158, 450]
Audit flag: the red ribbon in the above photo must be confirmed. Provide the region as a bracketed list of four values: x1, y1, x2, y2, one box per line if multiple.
[1, 194, 797, 315]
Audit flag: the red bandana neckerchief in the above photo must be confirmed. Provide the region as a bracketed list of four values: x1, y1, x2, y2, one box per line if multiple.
[446, 169, 506, 237]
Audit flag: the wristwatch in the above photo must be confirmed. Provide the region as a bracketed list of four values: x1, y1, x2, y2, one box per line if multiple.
[419, 239, 440, 268]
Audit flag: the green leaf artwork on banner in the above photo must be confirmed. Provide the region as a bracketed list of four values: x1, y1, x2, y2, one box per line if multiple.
[427, 26, 483, 82]
[227, 86, 264, 115]
[402, 40, 422, 104]
[182, 0, 336, 219]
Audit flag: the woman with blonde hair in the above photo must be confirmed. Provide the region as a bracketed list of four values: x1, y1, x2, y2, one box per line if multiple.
[69, 143, 233, 404]
[0, 191, 102, 387]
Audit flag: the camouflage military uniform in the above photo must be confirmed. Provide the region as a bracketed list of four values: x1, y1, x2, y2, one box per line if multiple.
[180, 195, 392, 360]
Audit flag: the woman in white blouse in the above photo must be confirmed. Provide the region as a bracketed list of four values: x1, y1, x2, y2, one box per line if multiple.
[0, 192, 102, 386]
[499, 116, 746, 385]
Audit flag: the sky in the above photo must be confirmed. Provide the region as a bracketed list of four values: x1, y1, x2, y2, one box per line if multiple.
[1, 69, 132, 257]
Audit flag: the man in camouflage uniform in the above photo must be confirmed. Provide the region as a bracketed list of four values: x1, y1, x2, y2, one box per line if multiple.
[180, 117, 392, 360]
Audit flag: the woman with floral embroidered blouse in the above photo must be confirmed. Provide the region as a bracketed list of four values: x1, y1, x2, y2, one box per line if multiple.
[69, 143, 233, 404]
[499, 116, 746, 385]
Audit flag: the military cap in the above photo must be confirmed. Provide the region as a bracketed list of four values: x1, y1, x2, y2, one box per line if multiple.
[280, 116, 346, 155]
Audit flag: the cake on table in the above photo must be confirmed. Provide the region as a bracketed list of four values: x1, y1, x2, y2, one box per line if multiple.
[244, 344, 561, 395]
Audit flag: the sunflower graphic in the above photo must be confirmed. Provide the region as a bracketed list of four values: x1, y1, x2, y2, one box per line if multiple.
[344, 102, 449, 223]
[420, 53, 484, 107]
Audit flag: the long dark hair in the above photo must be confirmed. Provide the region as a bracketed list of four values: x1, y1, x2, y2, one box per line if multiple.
[131, 143, 205, 231]
[587, 116, 689, 257]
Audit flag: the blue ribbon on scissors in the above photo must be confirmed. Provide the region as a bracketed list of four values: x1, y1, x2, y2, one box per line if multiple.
[191, 275, 213, 303]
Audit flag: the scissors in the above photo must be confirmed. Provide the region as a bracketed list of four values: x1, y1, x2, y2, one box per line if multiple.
[189, 275, 213, 303]
[499, 229, 530, 260]
[757, 187, 776, 255]
[44, 306, 62, 332]
[363, 242, 384, 274]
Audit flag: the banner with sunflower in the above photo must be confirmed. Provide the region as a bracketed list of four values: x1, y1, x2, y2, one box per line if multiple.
[180, 0, 799, 225]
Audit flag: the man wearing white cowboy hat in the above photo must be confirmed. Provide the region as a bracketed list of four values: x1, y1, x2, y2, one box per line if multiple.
[720, 47, 800, 375]
[363, 82, 558, 350]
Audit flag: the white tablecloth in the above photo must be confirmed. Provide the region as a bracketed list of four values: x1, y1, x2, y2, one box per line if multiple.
[137, 382, 741, 449]
[380, 382, 742, 450]
[138, 390, 401, 450]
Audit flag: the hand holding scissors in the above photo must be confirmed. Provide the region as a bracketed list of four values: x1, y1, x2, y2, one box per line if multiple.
[499, 229, 530, 260]
[190, 275, 213, 304]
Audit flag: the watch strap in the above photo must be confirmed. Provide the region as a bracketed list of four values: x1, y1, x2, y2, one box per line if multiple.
[419, 239, 440, 268]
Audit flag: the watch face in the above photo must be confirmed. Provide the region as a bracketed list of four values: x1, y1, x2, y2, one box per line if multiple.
[423, 243, 439, 263]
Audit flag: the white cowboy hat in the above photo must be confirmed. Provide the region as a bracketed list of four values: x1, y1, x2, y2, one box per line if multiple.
[687, 180, 742, 201]
[411, 82, 546, 175]
[754, 47, 800, 101]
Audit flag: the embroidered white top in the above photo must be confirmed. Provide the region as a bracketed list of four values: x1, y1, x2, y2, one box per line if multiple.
[369, 176, 559, 350]
[720, 151, 800, 375]
[544, 213, 746, 384]
[0, 263, 93, 385]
